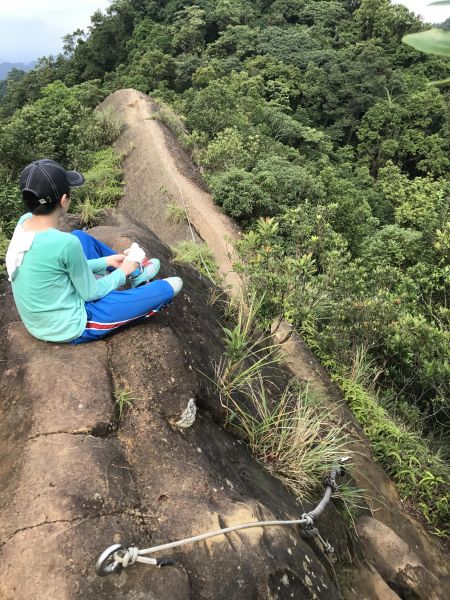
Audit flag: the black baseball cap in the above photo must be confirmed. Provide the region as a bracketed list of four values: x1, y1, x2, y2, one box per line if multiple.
[19, 159, 85, 205]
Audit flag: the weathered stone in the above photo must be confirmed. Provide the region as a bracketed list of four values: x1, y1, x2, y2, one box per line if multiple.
[344, 562, 401, 600]
[1, 516, 192, 600]
[0, 324, 113, 439]
[0, 433, 139, 541]
[357, 516, 446, 600]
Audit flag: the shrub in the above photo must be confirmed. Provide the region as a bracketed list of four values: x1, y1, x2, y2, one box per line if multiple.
[361, 224, 422, 268]
[68, 108, 123, 170]
[0, 180, 22, 237]
[201, 127, 258, 172]
[0, 81, 87, 171]
[208, 168, 270, 222]
[0, 227, 9, 279]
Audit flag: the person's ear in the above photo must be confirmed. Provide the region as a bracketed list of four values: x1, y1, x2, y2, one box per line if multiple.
[60, 193, 71, 210]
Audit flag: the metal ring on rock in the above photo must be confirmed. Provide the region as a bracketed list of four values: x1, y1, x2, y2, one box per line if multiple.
[96, 544, 125, 577]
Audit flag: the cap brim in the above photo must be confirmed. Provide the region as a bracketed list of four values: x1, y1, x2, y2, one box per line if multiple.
[67, 170, 85, 187]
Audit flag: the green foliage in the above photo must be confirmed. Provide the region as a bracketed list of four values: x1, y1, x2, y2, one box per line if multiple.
[201, 127, 260, 172]
[234, 214, 450, 533]
[0, 79, 123, 254]
[215, 295, 349, 500]
[171, 240, 219, 283]
[182, 71, 263, 138]
[172, 6, 207, 55]
[237, 243, 318, 338]
[208, 168, 269, 222]
[0, 227, 9, 278]
[0, 179, 22, 237]
[361, 224, 422, 268]
[126, 20, 173, 58]
[212, 0, 255, 30]
[68, 108, 123, 169]
[121, 49, 175, 94]
[335, 369, 449, 536]
[0, 82, 87, 171]
[355, 0, 422, 44]
[71, 148, 123, 227]
[0, 178, 23, 279]
[0, 80, 118, 175]
[357, 90, 450, 177]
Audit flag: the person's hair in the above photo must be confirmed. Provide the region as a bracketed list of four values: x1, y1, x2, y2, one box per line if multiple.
[22, 190, 66, 216]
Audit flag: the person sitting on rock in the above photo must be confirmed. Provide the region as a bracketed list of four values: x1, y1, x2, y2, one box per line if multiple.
[5, 159, 183, 344]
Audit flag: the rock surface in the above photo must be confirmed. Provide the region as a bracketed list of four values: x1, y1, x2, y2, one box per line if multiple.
[357, 516, 447, 600]
[0, 222, 343, 599]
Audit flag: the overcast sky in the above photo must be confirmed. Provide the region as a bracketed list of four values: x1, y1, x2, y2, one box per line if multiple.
[392, 0, 450, 23]
[0, 1, 111, 63]
[0, 0, 450, 63]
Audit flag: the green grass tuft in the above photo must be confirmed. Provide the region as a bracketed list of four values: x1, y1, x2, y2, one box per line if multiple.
[71, 147, 123, 227]
[215, 294, 351, 501]
[171, 240, 219, 283]
[114, 386, 138, 421]
[166, 200, 188, 224]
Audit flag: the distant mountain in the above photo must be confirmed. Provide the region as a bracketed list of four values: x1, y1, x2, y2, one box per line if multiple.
[0, 61, 36, 80]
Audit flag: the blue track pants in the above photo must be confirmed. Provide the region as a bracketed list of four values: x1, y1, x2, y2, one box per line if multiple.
[70, 230, 174, 344]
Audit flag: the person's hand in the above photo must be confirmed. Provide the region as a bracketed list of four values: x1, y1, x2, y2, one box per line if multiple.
[119, 258, 140, 276]
[105, 254, 126, 269]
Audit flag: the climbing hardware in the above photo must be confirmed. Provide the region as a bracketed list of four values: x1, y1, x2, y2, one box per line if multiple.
[96, 458, 350, 577]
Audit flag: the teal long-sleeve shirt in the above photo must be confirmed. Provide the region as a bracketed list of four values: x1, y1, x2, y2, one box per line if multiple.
[11, 215, 126, 342]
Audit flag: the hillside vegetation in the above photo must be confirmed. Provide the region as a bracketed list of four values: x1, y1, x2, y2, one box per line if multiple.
[0, 0, 448, 534]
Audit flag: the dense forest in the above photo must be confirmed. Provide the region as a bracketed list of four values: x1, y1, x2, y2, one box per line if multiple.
[0, 0, 448, 534]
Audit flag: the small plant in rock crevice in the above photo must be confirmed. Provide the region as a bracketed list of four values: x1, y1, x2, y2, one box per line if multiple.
[114, 386, 138, 421]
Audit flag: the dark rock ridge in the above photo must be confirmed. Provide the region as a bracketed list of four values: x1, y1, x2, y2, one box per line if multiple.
[1, 220, 346, 599]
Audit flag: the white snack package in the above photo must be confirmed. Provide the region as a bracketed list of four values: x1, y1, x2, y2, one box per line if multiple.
[124, 242, 146, 266]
